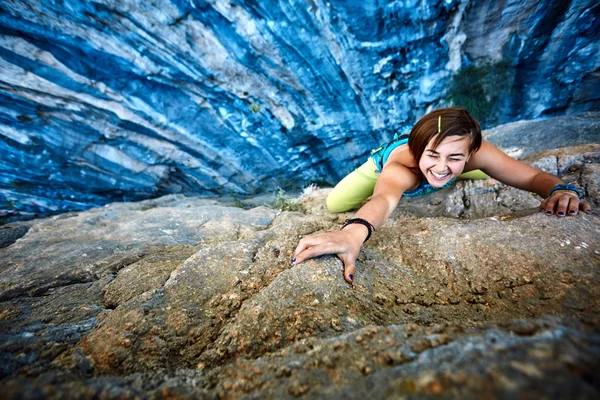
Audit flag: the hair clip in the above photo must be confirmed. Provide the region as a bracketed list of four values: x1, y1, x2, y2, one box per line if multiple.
[438, 116, 442, 133]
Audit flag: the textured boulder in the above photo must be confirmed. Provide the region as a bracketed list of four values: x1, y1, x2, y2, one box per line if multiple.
[1, 0, 599, 216]
[0, 137, 599, 398]
[0, 196, 277, 301]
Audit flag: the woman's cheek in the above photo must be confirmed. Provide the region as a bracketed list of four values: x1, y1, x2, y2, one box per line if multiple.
[452, 161, 467, 175]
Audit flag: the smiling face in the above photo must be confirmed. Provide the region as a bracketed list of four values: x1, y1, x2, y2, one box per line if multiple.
[418, 135, 471, 187]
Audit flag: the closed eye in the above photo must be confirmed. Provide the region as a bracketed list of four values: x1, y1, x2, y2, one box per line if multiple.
[427, 154, 463, 162]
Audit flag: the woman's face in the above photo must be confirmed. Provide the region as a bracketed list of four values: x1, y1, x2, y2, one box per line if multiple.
[418, 135, 471, 187]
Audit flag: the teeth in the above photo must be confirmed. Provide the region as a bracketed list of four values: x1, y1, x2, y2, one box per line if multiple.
[430, 170, 450, 179]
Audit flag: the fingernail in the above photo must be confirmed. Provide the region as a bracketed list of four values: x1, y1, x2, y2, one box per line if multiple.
[558, 211, 565, 216]
[292, 258, 296, 263]
[569, 210, 576, 214]
[584, 210, 591, 214]
[546, 210, 552, 215]
[349, 274, 353, 281]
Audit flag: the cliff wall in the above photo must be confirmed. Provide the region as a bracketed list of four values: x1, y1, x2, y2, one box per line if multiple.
[1, 0, 599, 218]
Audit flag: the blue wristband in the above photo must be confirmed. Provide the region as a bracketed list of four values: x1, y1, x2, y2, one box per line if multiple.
[548, 184, 584, 200]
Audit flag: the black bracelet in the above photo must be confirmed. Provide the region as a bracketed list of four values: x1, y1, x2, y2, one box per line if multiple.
[342, 218, 375, 243]
[548, 183, 584, 199]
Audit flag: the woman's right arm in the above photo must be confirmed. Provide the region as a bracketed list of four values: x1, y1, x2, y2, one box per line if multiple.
[292, 162, 416, 285]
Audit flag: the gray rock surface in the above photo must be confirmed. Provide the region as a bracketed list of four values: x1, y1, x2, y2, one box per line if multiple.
[484, 112, 600, 160]
[1, 0, 599, 217]
[0, 139, 599, 398]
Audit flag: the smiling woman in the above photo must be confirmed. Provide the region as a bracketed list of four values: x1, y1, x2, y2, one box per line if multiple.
[326, 108, 482, 212]
[292, 107, 592, 286]
[419, 135, 470, 184]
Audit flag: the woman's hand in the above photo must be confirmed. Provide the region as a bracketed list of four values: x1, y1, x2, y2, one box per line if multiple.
[292, 224, 368, 286]
[540, 190, 592, 216]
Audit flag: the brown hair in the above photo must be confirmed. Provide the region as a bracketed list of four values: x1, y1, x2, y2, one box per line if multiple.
[408, 107, 482, 164]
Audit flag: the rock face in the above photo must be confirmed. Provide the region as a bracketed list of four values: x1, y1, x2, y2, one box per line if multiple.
[0, 116, 599, 398]
[1, 0, 599, 217]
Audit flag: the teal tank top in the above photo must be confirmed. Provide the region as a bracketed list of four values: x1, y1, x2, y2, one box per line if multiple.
[370, 132, 456, 197]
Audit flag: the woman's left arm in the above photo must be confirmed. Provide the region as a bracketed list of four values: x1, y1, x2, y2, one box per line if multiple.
[466, 141, 592, 216]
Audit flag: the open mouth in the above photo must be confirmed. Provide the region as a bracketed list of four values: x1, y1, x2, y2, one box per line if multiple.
[429, 169, 451, 181]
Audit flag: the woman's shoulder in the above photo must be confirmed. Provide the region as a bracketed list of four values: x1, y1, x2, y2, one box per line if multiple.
[380, 154, 421, 192]
[386, 144, 418, 170]
[375, 161, 420, 195]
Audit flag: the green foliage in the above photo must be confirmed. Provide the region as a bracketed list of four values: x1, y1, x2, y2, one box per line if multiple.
[227, 190, 251, 209]
[249, 103, 261, 113]
[271, 187, 303, 212]
[139, 202, 158, 211]
[446, 60, 513, 126]
[232, 196, 247, 209]
[301, 183, 319, 196]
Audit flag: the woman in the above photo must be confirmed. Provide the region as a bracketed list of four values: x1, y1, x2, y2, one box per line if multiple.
[292, 107, 591, 286]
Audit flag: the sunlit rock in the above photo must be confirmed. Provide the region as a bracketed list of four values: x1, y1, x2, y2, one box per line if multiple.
[1, 0, 599, 218]
[0, 122, 598, 396]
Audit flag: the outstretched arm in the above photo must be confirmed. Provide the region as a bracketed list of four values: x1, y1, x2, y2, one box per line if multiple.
[293, 162, 418, 285]
[466, 141, 591, 216]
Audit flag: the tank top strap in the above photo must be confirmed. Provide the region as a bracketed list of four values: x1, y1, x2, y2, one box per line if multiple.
[370, 131, 410, 171]
[403, 178, 457, 197]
